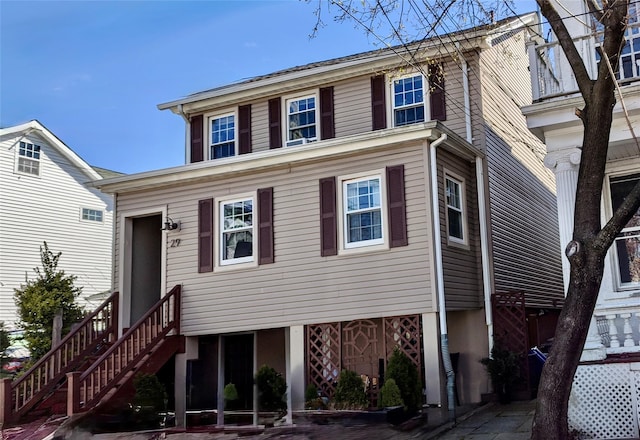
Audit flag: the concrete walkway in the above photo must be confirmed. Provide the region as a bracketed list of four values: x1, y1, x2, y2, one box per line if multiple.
[429, 399, 535, 440]
[1, 400, 537, 440]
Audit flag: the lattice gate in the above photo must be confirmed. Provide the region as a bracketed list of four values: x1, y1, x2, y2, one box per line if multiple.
[306, 315, 422, 407]
[569, 363, 640, 439]
[491, 292, 530, 397]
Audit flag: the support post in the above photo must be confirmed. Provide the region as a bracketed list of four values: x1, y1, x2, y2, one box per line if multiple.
[66, 372, 81, 416]
[0, 378, 12, 427]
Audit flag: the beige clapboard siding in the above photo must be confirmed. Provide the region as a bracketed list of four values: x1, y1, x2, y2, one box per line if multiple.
[251, 100, 269, 153]
[485, 129, 564, 306]
[436, 147, 483, 309]
[115, 143, 434, 335]
[334, 76, 372, 137]
[477, 30, 564, 307]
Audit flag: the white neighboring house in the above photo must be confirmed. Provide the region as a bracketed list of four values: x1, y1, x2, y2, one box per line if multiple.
[0, 120, 116, 331]
[523, 1, 640, 439]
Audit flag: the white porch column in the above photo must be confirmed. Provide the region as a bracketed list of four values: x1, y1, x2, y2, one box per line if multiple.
[546, 149, 607, 360]
[174, 336, 199, 428]
[544, 149, 581, 292]
[422, 312, 442, 406]
[286, 325, 305, 424]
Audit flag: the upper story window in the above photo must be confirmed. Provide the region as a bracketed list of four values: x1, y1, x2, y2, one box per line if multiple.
[594, 4, 640, 81]
[209, 114, 236, 159]
[342, 174, 384, 249]
[445, 174, 466, 244]
[220, 197, 254, 265]
[393, 74, 425, 126]
[610, 174, 640, 288]
[17, 141, 41, 176]
[81, 208, 104, 222]
[286, 95, 317, 146]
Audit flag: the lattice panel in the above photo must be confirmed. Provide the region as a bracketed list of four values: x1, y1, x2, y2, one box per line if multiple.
[569, 363, 639, 439]
[306, 323, 341, 398]
[384, 315, 422, 371]
[491, 292, 529, 394]
[343, 319, 380, 408]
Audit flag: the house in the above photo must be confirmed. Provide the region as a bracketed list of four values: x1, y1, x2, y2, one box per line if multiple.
[0, 120, 116, 331]
[0, 13, 564, 427]
[522, 1, 640, 438]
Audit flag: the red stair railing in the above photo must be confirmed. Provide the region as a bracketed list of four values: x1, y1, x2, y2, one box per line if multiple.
[68, 284, 181, 414]
[2, 291, 118, 423]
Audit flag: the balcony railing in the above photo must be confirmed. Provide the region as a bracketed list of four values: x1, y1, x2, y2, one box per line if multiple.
[528, 22, 640, 101]
[595, 306, 640, 355]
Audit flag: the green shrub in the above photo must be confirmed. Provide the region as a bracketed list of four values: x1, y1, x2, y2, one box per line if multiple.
[333, 370, 367, 410]
[255, 365, 287, 411]
[133, 373, 167, 411]
[380, 378, 404, 408]
[305, 383, 319, 402]
[386, 348, 422, 412]
[480, 343, 520, 401]
[223, 383, 239, 409]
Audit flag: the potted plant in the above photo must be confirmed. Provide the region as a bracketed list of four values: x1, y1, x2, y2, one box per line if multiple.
[255, 365, 287, 425]
[386, 348, 422, 415]
[223, 382, 239, 410]
[480, 344, 521, 403]
[379, 378, 406, 425]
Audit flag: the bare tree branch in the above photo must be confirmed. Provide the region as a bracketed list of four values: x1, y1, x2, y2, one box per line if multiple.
[595, 179, 640, 252]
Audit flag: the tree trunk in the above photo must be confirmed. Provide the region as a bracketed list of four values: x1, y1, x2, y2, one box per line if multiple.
[531, 54, 618, 439]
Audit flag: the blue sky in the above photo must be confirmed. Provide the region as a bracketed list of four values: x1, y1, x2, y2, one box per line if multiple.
[1, 0, 537, 174]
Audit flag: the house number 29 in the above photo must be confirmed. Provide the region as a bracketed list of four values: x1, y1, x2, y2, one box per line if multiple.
[170, 239, 181, 248]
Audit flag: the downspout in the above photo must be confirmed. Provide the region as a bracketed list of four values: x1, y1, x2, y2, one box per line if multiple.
[476, 158, 494, 355]
[462, 57, 473, 144]
[429, 133, 456, 421]
[177, 104, 190, 164]
[462, 53, 494, 353]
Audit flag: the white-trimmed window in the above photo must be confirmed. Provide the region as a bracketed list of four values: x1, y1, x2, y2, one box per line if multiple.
[209, 113, 236, 159]
[219, 196, 254, 265]
[17, 141, 41, 176]
[392, 74, 426, 127]
[286, 94, 317, 146]
[81, 208, 104, 222]
[610, 174, 640, 288]
[342, 174, 384, 248]
[445, 174, 466, 244]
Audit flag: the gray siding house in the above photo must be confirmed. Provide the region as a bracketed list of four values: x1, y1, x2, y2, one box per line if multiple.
[84, 13, 562, 426]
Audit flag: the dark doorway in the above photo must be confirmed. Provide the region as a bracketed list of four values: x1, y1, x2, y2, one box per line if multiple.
[130, 214, 162, 324]
[224, 334, 254, 411]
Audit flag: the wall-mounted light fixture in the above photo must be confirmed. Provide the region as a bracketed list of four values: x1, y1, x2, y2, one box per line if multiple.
[162, 217, 180, 231]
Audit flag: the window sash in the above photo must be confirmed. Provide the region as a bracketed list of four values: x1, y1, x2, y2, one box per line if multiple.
[445, 177, 465, 242]
[393, 75, 426, 126]
[220, 198, 254, 264]
[343, 176, 384, 247]
[17, 142, 41, 175]
[287, 96, 317, 144]
[610, 174, 640, 286]
[210, 114, 236, 159]
[82, 208, 104, 222]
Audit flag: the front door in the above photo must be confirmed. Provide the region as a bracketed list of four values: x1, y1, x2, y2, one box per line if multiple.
[129, 214, 162, 324]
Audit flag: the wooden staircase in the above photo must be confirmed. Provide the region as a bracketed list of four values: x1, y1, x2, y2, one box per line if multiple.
[0, 285, 182, 426]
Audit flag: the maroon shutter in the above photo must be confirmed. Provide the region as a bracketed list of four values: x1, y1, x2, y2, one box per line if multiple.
[429, 64, 446, 121]
[257, 187, 274, 265]
[386, 165, 408, 247]
[268, 97, 282, 149]
[320, 86, 335, 140]
[371, 75, 387, 130]
[319, 177, 338, 256]
[190, 115, 204, 163]
[239, 104, 252, 155]
[198, 198, 213, 272]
